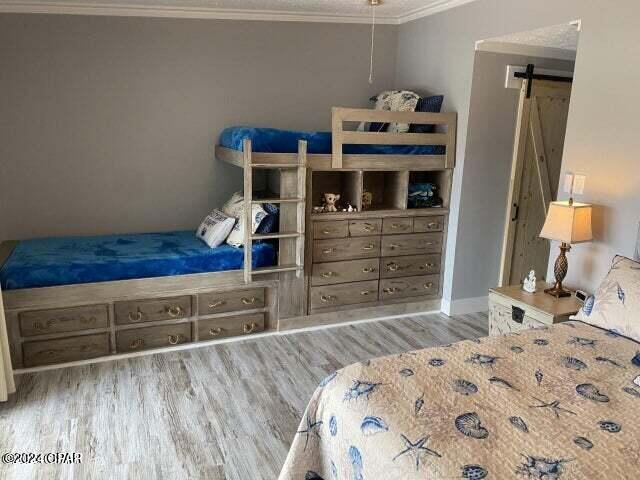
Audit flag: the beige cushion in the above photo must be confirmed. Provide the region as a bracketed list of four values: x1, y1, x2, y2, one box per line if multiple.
[573, 255, 640, 341]
[222, 192, 267, 248]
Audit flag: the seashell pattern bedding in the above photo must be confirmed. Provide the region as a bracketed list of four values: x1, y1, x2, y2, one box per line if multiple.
[278, 321, 640, 479]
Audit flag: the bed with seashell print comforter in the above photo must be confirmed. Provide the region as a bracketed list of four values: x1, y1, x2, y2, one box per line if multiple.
[278, 320, 640, 480]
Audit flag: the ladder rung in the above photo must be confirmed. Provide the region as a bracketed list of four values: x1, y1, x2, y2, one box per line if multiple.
[251, 264, 303, 275]
[251, 231, 302, 240]
[252, 198, 304, 204]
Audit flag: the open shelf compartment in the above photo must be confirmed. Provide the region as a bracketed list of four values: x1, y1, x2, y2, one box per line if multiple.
[362, 171, 408, 211]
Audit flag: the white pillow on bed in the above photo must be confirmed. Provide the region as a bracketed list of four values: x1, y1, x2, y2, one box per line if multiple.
[572, 255, 640, 341]
[222, 192, 267, 248]
[196, 210, 236, 248]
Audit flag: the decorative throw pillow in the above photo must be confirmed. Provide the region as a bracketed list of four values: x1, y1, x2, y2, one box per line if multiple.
[256, 203, 279, 234]
[222, 192, 268, 247]
[572, 255, 640, 341]
[368, 90, 420, 134]
[408, 95, 444, 134]
[196, 210, 235, 248]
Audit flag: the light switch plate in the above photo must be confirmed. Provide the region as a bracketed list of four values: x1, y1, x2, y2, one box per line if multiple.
[573, 174, 586, 195]
[563, 173, 574, 194]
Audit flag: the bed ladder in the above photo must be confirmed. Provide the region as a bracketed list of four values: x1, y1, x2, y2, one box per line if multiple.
[242, 138, 307, 283]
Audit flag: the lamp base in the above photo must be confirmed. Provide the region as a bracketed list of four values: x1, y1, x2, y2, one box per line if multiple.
[545, 242, 572, 298]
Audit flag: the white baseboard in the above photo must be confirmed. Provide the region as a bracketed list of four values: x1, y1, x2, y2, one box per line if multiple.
[441, 296, 488, 316]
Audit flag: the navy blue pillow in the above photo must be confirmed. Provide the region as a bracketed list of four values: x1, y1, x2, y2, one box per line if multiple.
[408, 95, 444, 133]
[256, 203, 279, 234]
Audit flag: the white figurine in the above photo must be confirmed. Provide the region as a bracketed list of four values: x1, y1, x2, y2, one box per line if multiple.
[523, 270, 537, 293]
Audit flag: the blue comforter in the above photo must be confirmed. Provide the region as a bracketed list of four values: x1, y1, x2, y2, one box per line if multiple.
[0, 231, 275, 290]
[219, 126, 445, 155]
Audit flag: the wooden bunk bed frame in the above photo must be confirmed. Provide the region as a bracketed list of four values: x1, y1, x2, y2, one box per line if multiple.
[0, 107, 457, 372]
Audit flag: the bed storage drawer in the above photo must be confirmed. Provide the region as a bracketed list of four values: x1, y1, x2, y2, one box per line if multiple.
[116, 323, 191, 353]
[379, 275, 439, 300]
[310, 280, 378, 310]
[382, 217, 413, 235]
[348, 219, 382, 237]
[114, 296, 192, 325]
[313, 238, 380, 262]
[380, 254, 440, 279]
[198, 313, 265, 340]
[488, 303, 546, 336]
[198, 288, 265, 315]
[22, 333, 110, 367]
[311, 258, 379, 286]
[19, 304, 109, 337]
[381, 233, 443, 257]
[413, 216, 445, 232]
[314, 221, 348, 239]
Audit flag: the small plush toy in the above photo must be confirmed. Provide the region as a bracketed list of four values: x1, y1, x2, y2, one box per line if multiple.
[323, 193, 340, 212]
[523, 270, 537, 293]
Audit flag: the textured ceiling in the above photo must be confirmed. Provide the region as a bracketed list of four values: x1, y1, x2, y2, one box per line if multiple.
[486, 23, 580, 51]
[0, 0, 480, 23]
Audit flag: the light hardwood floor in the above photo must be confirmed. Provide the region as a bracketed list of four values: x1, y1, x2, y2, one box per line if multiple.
[0, 312, 487, 480]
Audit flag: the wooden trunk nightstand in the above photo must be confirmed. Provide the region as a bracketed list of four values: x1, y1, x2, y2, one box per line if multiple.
[488, 282, 582, 336]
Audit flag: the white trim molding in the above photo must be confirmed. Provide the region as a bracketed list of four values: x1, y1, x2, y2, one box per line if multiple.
[0, 0, 481, 23]
[476, 40, 577, 62]
[441, 295, 488, 316]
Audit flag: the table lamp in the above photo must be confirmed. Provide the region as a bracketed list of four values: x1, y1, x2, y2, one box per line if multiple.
[539, 199, 592, 297]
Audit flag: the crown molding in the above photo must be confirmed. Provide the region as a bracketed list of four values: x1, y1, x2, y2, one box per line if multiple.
[0, 1, 402, 23]
[397, 0, 479, 23]
[0, 0, 483, 23]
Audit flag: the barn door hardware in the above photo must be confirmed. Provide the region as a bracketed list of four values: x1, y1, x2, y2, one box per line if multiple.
[514, 63, 574, 98]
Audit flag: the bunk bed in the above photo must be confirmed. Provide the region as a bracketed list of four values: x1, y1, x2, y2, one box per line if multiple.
[0, 107, 457, 370]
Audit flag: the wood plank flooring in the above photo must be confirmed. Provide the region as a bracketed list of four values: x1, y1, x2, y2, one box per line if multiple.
[0, 312, 487, 480]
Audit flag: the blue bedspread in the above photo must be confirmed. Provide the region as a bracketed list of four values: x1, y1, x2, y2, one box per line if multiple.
[0, 231, 275, 290]
[219, 126, 445, 155]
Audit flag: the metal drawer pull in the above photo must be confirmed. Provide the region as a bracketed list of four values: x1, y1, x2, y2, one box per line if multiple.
[323, 248, 335, 254]
[428, 222, 438, 228]
[383, 287, 399, 294]
[209, 327, 223, 337]
[128, 310, 143, 322]
[243, 322, 258, 334]
[423, 282, 434, 289]
[387, 263, 399, 272]
[360, 290, 372, 296]
[425, 242, 434, 246]
[241, 297, 257, 305]
[426, 262, 436, 268]
[168, 334, 184, 345]
[320, 295, 336, 302]
[322, 229, 333, 234]
[363, 224, 374, 231]
[129, 338, 144, 349]
[321, 271, 334, 278]
[389, 243, 400, 249]
[512, 306, 525, 324]
[166, 305, 183, 317]
[362, 244, 375, 250]
[362, 267, 376, 273]
[208, 300, 226, 309]
[391, 223, 401, 229]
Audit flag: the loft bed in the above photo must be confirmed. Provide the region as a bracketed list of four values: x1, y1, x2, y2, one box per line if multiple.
[0, 106, 458, 371]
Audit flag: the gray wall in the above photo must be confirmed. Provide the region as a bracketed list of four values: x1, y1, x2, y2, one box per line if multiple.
[397, 0, 640, 301]
[459, 51, 574, 297]
[0, 14, 397, 241]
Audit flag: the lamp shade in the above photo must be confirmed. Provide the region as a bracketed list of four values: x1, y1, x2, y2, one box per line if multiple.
[540, 201, 593, 244]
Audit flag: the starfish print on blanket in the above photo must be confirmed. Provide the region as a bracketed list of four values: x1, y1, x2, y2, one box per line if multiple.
[393, 434, 442, 470]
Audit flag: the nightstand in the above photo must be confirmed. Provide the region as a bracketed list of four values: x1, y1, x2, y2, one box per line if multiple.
[488, 282, 582, 336]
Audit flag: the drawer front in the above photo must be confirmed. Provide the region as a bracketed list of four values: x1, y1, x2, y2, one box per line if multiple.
[313, 237, 380, 262]
[314, 221, 348, 239]
[488, 303, 546, 336]
[312, 258, 380, 286]
[198, 288, 265, 315]
[310, 280, 379, 310]
[19, 304, 109, 337]
[116, 323, 191, 353]
[348, 219, 382, 237]
[382, 217, 413, 235]
[198, 313, 265, 341]
[114, 296, 192, 325]
[381, 233, 443, 257]
[413, 216, 445, 233]
[22, 333, 110, 367]
[379, 275, 439, 301]
[380, 254, 441, 279]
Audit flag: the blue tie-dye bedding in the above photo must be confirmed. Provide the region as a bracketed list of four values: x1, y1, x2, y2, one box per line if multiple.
[0, 231, 275, 290]
[279, 321, 640, 479]
[219, 126, 446, 156]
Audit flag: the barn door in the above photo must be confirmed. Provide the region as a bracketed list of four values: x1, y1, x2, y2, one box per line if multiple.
[499, 79, 572, 286]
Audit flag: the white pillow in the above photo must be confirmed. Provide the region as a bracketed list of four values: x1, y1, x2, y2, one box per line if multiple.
[572, 255, 640, 341]
[372, 90, 420, 133]
[222, 192, 267, 248]
[196, 210, 235, 248]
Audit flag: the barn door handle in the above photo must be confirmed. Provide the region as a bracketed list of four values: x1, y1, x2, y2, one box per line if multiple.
[511, 203, 519, 222]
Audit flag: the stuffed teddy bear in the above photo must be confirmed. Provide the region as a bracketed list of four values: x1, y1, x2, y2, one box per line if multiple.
[323, 193, 340, 213]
